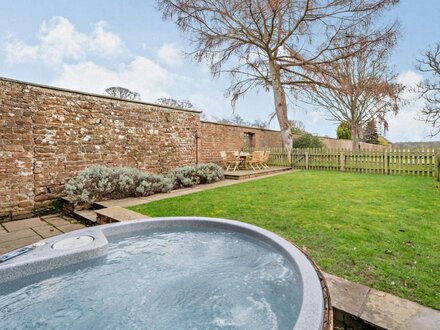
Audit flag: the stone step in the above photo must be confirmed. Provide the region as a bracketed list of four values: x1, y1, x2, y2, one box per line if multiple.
[94, 207, 148, 224]
[73, 210, 98, 226]
[325, 272, 440, 330]
[224, 166, 292, 180]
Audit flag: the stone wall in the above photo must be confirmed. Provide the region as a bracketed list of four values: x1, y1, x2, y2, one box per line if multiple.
[198, 121, 283, 163]
[315, 136, 388, 150]
[0, 76, 388, 221]
[0, 77, 200, 221]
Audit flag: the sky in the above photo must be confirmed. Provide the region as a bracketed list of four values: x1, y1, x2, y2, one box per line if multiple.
[0, 0, 439, 142]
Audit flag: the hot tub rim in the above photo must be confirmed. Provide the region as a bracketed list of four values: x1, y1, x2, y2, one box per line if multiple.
[0, 216, 326, 330]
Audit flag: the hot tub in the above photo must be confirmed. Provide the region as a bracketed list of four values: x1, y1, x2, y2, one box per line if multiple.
[0, 217, 326, 329]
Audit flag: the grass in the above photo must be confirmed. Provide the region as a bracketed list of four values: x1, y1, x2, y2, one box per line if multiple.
[130, 171, 440, 310]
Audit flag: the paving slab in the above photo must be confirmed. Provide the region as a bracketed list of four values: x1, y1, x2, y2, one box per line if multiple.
[32, 226, 62, 239]
[73, 210, 97, 223]
[32, 224, 55, 231]
[40, 213, 61, 219]
[0, 229, 38, 243]
[0, 226, 8, 234]
[0, 235, 42, 254]
[95, 207, 147, 223]
[360, 288, 440, 330]
[56, 223, 86, 233]
[44, 217, 72, 227]
[324, 272, 371, 317]
[3, 217, 45, 232]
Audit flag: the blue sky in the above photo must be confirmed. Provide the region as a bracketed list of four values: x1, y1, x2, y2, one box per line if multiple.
[1, 0, 439, 142]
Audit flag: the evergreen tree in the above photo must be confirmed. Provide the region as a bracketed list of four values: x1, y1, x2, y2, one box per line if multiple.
[363, 120, 380, 144]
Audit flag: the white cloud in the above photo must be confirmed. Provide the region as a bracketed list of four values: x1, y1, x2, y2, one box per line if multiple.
[53, 56, 183, 101]
[157, 43, 183, 66]
[386, 71, 438, 142]
[5, 40, 38, 62]
[5, 16, 123, 66]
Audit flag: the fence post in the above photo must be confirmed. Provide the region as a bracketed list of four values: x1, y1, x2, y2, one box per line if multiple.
[290, 149, 293, 169]
[384, 150, 389, 174]
[436, 152, 440, 191]
[340, 152, 345, 172]
[305, 151, 309, 170]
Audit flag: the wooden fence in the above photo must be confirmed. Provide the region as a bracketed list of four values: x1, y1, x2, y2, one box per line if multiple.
[437, 153, 440, 190]
[292, 148, 439, 177]
[244, 147, 291, 166]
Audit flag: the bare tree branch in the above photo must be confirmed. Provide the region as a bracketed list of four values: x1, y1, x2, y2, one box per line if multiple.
[157, 0, 400, 148]
[304, 33, 404, 149]
[416, 42, 440, 136]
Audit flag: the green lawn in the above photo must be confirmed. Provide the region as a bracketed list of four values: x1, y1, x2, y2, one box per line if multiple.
[130, 171, 440, 309]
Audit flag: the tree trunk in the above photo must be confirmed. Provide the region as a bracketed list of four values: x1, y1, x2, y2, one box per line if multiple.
[351, 125, 359, 150]
[269, 61, 292, 149]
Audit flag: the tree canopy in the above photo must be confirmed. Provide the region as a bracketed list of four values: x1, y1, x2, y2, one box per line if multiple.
[157, 0, 400, 148]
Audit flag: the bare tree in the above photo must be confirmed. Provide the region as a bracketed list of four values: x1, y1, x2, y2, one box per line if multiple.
[214, 114, 269, 128]
[305, 36, 403, 149]
[156, 98, 194, 109]
[105, 87, 141, 100]
[157, 0, 399, 148]
[417, 43, 440, 136]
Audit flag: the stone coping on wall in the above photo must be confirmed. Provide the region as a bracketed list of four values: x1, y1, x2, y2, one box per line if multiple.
[0, 76, 202, 114]
[200, 120, 281, 132]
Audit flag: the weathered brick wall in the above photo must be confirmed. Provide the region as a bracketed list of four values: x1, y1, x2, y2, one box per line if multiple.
[0, 78, 200, 221]
[199, 121, 283, 163]
[1, 76, 386, 220]
[0, 82, 35, 220]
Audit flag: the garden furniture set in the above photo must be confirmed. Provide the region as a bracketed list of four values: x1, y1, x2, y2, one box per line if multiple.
[220, 150, 270, 171]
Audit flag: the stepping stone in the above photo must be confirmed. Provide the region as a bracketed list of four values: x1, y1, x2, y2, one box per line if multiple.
[0, 229, 38, 243]
[3, 218, 45, 232]
[40, 214, 61, 220]
[32, 226, 62, 239]
[73, 210, 97, 224]
[324, 272, 370, 317]
[324, 272, 440, 330]
[44, 217, 71, 227]
[57, 223, 86, 233]
[360, 288, 440, 330]
[95, 207, 147, 224]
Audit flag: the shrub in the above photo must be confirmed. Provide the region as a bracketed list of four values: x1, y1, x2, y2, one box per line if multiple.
[194, 163, 224, 184]
[168, 163, 224, 189]
[168, 166, 200, 189]
[336, 122, 352, 140]
[65, 165, 172, 203]
[292, 133, 325, 148]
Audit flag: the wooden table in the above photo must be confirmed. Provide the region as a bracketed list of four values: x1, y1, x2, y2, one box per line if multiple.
[238, 154, 251, 169]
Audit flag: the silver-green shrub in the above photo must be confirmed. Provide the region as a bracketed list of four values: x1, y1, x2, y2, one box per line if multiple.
[168, 166, 200, 189]
[65, 165, 172, 203]
[168, 163, 224, 188]
[194, 163, 224, 184]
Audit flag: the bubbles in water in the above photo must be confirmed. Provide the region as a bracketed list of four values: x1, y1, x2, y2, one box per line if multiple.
[0, 229, 302, 329]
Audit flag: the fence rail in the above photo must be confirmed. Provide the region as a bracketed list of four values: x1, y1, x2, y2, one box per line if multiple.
[292, 148, 439, 177]
[243, 147, 440, 179]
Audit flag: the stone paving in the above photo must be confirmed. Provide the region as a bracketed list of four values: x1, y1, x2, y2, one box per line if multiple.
[325, 273, 440, 330]
[0, 214, 85, 255]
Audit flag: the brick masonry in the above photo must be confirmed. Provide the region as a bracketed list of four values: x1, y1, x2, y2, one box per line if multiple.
[199, 121, 283, 163]
[0, 78, 201, 221]
[1, 77, 384, 221]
